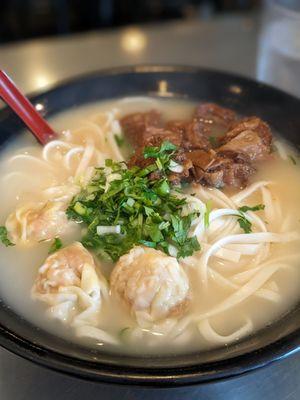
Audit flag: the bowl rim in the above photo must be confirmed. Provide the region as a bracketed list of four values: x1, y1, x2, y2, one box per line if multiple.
[0, 64, 300, 387]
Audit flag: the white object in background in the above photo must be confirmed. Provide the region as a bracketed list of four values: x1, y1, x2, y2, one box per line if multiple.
[257, 0, 300, 98]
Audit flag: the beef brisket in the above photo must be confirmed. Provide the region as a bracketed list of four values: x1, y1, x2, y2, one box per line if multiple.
[122, 104, 272, 189]
[193, 103, 237, 136]
[120, 110, 162, 148]
[218, 117, 272, 161]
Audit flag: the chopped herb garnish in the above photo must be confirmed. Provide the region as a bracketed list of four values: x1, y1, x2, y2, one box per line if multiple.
[0, 226, 15, 247]
[288, 155, 297, 165]
[143, 141, 177, 159]
[114, 134, 124, 147]
[238, 204, 265, 213]
[143, 141, 178, 176]
[66, 141, 200, 261]
[236, 214, 252, 234]
[48, 237, 63, 254]
[235, 204, 265, 233]
[204, 200, 212, 228]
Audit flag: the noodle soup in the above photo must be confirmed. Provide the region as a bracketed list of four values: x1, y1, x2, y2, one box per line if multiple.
[0, 97, 299, 355]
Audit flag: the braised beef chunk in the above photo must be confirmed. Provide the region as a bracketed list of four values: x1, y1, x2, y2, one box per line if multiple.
[186, 149, 217, 170]
[218, 117, 272, 161]
[183, 120, 211, 150]
[222, 117, 271, 145]
[165, 120, 187, 137]
[166, 119, 210, 150]
[143, 127, 183, 147]
[193, 103, 237, 136]
[120, 110, 162, 147]
[186, 149, 255, 188]
[221, 160, 255, 188]
[122, 103, 273, 189]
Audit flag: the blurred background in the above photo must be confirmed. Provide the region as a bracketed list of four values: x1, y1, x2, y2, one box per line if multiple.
[0, 0, 260, 43]
[1, 0, 300, 97]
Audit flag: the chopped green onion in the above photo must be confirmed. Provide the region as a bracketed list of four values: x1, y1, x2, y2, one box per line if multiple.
[97, 225, 121, 235]
[156, 158, 163, 170]
[156, 180, 170, 196]
[168, 244, 178, 257]
[204, 200, 212, 229]
[48, 237, 63, 254]
[169, 160, 184, 173]
[74, 202, 87, 216]
[126, 198, 135, 207]
[0, 226, 15, 247]
[66, 142, 200, 261]
[139, 240, 156, 248]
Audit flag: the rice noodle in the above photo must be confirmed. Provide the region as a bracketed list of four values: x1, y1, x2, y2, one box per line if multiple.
[63, 147, 85, 170]
[9, 154, 55, 171]
[231, 181, 271, 204]
[198, 262, 288, 320]
[75, 139, 95, 178]
[208, 268, 280, 303]
[273, 140, 288, 160]
[198, 316, 253, 344]
[2, 102, 300, 352]
[199, 232, 299, 284]
[76, 326, 119, 345]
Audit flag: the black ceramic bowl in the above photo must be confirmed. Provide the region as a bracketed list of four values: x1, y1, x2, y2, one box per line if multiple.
[0, 65, 300, 387]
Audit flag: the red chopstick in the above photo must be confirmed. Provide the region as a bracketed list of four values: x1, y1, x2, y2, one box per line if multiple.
[0, 70, 56, 145]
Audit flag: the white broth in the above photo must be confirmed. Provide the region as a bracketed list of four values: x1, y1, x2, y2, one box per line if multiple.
[0, 97, 299, 355]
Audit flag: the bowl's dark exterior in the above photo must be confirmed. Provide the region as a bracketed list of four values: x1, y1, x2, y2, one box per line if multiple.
[0, 65, 299, 388]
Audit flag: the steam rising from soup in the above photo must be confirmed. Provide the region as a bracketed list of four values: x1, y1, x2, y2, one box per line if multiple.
[0, 97, 299, 355]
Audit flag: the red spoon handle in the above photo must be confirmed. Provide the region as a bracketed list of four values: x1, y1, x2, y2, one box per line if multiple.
[0, 70, 56, 144]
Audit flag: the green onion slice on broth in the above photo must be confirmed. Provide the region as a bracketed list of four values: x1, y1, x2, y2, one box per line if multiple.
[0, 226, 15, 247]
[48, 237, 63, 254]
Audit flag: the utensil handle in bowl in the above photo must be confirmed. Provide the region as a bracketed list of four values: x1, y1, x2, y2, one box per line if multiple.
[0, 70, 56, 144]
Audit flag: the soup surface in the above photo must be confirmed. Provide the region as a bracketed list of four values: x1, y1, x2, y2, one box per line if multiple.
[0, 97, 299, 355]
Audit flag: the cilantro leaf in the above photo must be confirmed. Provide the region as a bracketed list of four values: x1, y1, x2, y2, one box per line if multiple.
[237, 214, 252, 234]
[160, 141, 178, 152]
[234, 203, 265, 233]
[143, 141, 177, 159]
[0, 226, 15, 247]
[143, 141, 178, 176]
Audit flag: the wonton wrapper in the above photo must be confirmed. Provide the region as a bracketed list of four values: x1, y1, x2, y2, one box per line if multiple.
[6, 201, 72, 244]
[111, 246, 190, 325]
[31, 242, 108, 329]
